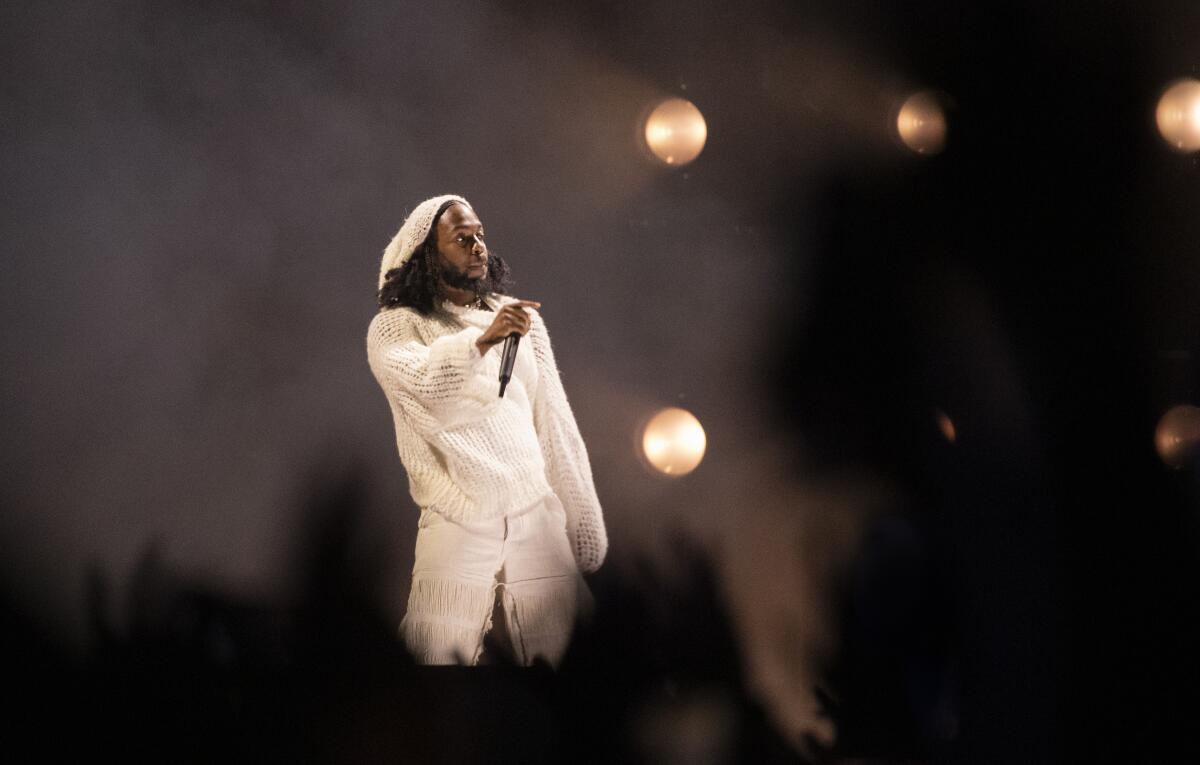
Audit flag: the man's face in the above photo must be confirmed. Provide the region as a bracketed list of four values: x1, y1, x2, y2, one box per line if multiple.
[434, 203, 488, 290]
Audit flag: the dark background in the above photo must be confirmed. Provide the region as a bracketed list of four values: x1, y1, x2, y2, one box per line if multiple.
[3, 1, 1199, 762]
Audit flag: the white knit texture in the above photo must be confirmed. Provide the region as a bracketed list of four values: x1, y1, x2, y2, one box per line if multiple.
[366, 298, 608, 573]
[526, 307, 609, 574]
[378, 194, 469, 290]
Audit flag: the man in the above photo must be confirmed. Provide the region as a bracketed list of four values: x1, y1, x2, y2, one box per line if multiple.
[367, 194, 607, 667]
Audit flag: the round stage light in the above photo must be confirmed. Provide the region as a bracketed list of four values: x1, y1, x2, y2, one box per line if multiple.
[1155, 79, 1200, 152]
[1155, 404, 1200, 469]
[896, 91, 947, 155]
[644, 98, 708, 166]
[641, 407, 707, 476]
[935, 408, 957, 444]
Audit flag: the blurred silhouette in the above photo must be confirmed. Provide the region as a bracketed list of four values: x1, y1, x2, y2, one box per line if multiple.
[4, 455, 970, 764]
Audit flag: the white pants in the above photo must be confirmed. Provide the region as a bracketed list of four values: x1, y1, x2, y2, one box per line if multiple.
[401, 494, 588, 667]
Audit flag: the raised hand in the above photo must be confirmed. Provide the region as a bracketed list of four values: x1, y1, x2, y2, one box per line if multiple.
[477, 300, 541, 355]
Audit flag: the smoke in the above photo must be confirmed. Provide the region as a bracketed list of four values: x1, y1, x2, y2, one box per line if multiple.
[0, 0, 833, 651]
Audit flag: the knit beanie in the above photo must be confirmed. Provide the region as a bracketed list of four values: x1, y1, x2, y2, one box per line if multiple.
[378, 194, 471, 290]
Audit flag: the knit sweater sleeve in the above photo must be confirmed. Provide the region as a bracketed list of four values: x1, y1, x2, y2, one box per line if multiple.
[528, 311, 608, 573]
[367, 309, 496, 431]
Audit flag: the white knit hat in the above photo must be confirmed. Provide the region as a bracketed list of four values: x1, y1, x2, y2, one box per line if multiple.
[378, 194, 470, 290]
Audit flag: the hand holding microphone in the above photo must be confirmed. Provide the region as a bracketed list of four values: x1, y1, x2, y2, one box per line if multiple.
[475, 299, 540, 397]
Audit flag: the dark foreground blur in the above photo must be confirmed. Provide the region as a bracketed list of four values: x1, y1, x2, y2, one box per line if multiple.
[7, 456, 1200, 765]
[2, 466, 969, 765]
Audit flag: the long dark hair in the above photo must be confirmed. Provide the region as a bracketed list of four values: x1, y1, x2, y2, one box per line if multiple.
[377, 202, 513, 315]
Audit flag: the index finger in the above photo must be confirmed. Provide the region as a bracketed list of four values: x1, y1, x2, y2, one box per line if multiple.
[509, 300, 542, 310]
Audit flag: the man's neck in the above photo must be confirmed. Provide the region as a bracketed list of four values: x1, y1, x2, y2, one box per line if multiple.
[442, 285, 480, 307]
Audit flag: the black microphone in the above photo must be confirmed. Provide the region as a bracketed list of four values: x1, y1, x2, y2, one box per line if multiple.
[499, 333, 519, 397]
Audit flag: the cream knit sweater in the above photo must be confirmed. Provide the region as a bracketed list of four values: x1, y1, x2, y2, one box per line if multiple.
[366, 296, 607, 573]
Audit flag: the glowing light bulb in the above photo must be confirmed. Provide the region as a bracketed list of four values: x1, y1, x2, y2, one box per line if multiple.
[896, 91, 947, 155]
[644, 98, 707, 166]
[935, 408, 957, 444]
[1155, 79, 1200, 152]
[641, 407, 707, 476]
[1155, 404, 1200, 469]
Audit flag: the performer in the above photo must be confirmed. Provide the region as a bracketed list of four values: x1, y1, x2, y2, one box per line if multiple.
[367, 194, 607, 667]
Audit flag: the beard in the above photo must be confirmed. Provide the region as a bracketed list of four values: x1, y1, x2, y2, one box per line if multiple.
[439, 261, 489, 294]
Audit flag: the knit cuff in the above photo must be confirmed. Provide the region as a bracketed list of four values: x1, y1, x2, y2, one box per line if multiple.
[467, 337, 483, 362]
[452, 326, 502, 406]
[453, 327, 492, 388]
